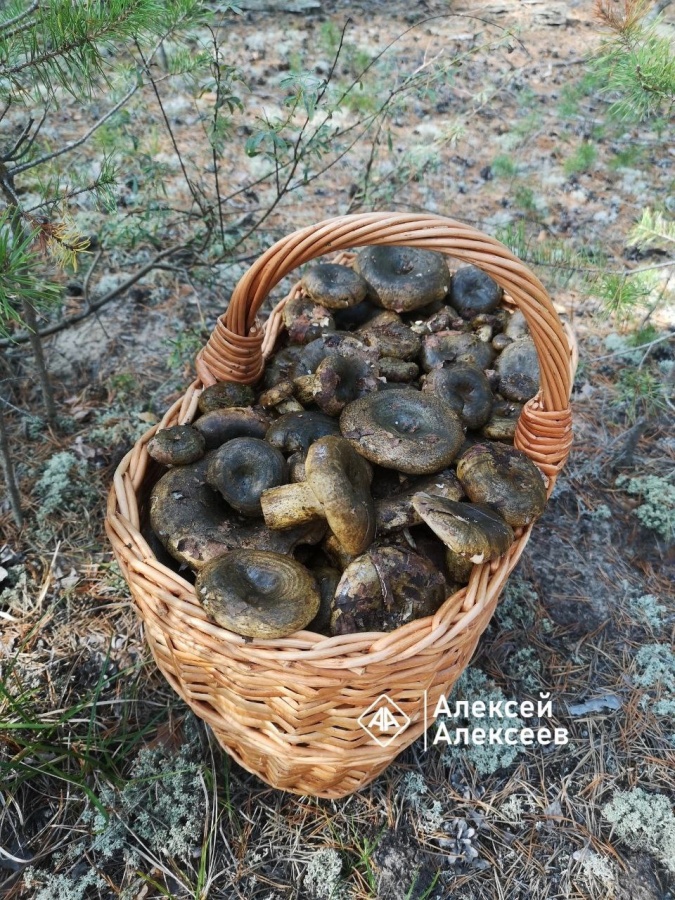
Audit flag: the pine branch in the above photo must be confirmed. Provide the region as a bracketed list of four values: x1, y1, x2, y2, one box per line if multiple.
[0, 243, 186, 348]
[0, 1, 39, 36]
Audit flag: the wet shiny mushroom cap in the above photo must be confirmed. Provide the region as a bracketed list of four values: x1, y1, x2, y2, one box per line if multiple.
[411, 494, 514, 565]
[266, 410, 340, 454]
[450, 265, 503, 319]
[301, 263, 370, 309]
[194, 407, 271, 450]
[147, 425, 205, 466]
[196, 550, 320, 639]
[354, 246, 451, 313]
[262, 346, 311, 389]
[340, 389, 464, 475]
[198, 382, 256, 414]
[330, 546, 447, 635]
[496, 337, 540, 403]
[456, 442, 547, 526]
[283, 294, 336, 345]
[423, 364, 493, 431]
[207, 437, 288, 517]
[375, 469, 463, 533]
[149, 454, 324, 571]
[357, 311, 422, 360]
[420, 331, 496, 372]
[311, 350, 379, 416]
[305, 435, 375, 555]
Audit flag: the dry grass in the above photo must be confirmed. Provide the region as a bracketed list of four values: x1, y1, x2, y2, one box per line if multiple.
[2, 1, 675, 898]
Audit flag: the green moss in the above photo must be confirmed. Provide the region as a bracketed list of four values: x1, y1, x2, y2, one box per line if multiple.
[602, 788, 675, 874]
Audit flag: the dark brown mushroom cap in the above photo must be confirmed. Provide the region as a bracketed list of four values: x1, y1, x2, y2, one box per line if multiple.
[422, 364, 494, 430]
[330, 546, 447, 635]
[194, 407, 271, 450]
[357, 311, 422, 360]
[207, 437, 288, 517]
[299, 332, 373, 374]
[147, 425, 206, 466]
[301, 264, 370, 310]
[420, 331, 496, 372]
[354, 246, 451, 313]
[198, 382, 255, 414]
[263, 346, 311, 389]
[312, 350, 380, 416]
[456, 442, 547, 526]
[450, 265, 503, 319]
[283, 295, 336, 345]
[378, 357, 419, 383]
[266, 411, 340, 454]
[481, 398, 523, 442]
[196, 550, 320, 639]
[306, 565, 341, 635]
[412, 305, 466, 335]
[481, 416, 518, 442]
[305, 435, 375, 555]
[411, 493, 514, 564]
[340, 389, 464, 475]
[332, 298, 381, 331]
[376, 469, 463, 532]
[149, 454, 324, 570]
[496, 337, 540, 402]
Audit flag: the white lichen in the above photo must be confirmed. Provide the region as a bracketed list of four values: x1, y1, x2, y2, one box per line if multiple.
[602, 787, 675, 874]
[303, 848, 344, 899]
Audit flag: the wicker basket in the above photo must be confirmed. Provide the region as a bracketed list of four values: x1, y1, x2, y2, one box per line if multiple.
[106, 212, 575, 799]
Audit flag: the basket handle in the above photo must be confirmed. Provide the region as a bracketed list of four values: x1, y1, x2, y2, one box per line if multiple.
[196, 212, 573, 478]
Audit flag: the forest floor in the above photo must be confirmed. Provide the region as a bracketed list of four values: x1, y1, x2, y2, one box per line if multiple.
[1, 1, 674, 898]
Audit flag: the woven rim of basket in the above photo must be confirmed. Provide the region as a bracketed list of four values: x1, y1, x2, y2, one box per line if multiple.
[106, 212, 575, 667]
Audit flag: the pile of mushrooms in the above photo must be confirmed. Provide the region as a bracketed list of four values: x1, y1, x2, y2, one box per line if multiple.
[146, 247, 547, 640]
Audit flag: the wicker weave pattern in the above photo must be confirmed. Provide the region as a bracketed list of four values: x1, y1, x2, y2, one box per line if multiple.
[106, 213, 574, 798]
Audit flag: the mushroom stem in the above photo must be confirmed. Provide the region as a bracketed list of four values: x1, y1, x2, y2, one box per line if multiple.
[261, 481, 324, 529]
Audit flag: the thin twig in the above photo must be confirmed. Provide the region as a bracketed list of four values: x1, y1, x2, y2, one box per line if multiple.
[135, 42, 205, 215]
[0, 244, 186, 348]
[8, 105, 49, 162]
[10, 85, 138, 175]
[1, 117, 33, 163]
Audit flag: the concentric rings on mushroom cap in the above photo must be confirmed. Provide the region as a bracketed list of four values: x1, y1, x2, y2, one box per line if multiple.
[339, 388, 465, 475]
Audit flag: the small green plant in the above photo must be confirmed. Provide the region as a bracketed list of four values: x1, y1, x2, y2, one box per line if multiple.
[609, 144, 645, 169]
[616, 368, 667, 421]
[602, 787, 675, 874]
[564, 142, 597, 176]
[491, 154, 518, 178]
[616, 474, 675, 542]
